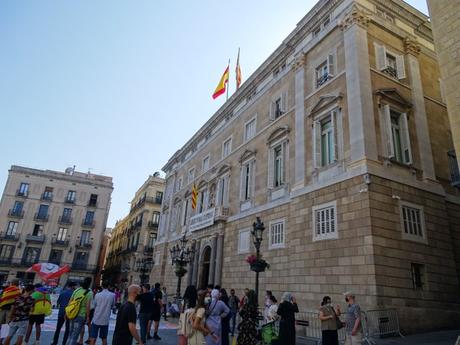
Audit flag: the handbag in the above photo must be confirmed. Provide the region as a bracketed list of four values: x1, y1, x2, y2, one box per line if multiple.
[331, 307, 343, 330]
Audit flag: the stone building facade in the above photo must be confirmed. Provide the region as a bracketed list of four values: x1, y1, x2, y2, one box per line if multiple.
[0, 165, 113, 285]
[103, 174, 164, 286]
[153, 0, 460, 332]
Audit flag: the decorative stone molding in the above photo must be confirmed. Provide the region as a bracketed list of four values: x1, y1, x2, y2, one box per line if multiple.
[340, 5, 370, 31]
[404, 36, 421, 56]
[291, 54, 306, 71]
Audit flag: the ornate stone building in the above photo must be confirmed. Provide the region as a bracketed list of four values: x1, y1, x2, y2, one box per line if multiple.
[104, 174, 164, 286]
[154, 0, 460, 331]
[0, 165, 113, 285]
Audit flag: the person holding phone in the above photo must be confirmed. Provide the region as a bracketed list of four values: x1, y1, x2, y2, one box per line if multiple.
[277, 292, 299, 345]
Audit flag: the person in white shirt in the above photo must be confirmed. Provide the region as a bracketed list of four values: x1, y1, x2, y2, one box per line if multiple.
[89, 281, 115, 345]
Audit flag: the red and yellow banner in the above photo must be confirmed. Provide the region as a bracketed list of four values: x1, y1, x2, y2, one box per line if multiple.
[212, 65, 229, 99]
[236, 48, 242, 89]
[191, 184, 198, 209]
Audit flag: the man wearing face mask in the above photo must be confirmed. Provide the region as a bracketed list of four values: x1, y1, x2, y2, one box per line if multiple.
[343, 292, 362, 345]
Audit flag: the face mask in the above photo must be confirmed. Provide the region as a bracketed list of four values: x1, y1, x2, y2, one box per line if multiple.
[327, 303, 332, 307]
[205, 297, 211, 305]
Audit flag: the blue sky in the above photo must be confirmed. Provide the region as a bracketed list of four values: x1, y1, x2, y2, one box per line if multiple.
[0, 0, 428, 227]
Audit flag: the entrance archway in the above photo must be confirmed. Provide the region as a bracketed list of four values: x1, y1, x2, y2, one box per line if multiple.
[199, 246, 211, 289]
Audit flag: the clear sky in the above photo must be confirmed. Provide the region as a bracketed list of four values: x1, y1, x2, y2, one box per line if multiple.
[0, 0, 428, 227]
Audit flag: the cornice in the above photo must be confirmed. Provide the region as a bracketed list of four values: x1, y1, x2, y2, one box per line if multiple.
[404, 36, 421, 56]
[340, 4, 371, 31]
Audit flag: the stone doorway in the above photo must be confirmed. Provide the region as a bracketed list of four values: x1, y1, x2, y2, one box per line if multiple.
[199, 246, 211, 289]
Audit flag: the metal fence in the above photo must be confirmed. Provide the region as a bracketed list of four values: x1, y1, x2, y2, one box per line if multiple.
[364, 309, 404, 341]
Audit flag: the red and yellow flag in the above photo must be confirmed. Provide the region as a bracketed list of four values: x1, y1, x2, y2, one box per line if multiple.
[212, 65, 229, 99]
[191, 183, 198, 210]
[236, 48, 242, 89]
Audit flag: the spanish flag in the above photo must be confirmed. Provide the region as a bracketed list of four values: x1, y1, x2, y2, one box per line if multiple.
[212, 65, 230, 99]
[236, 48, 242, 89]
[191, 183, 198, 210]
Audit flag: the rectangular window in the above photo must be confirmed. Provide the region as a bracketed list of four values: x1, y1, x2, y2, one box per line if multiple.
[183, 199, 190, 226]
[23, 247, 40, 263]
[12, 201, 23, 215]
[313, 201, 338, 241]
[244, 118, 256, 142]
[315, 55, 334, 88]
[152, 212, 160, 224]
[6, 221, 18, 235]
[0, 245, 14, 258]
[188, 168, 195, 184]
[375, 44, 405, 79]
[49, 250, 63, 265]
[156, 191, 163, 204]
[274, 145, 284, 187]
[74, 251, 88, 265]
[400, 202, 426, 242]
[381, 105, 412, 164]
[62, 208, 72, 219]
[66, 190, 76, 203]
[411, 263, 425, 290]
[216, 175, 229, 207]
[43, 187, 53, 200]
[269, 219, 285, 249]
[176, 177, 183, 192]
[88, 194, 98, 207]
[18, 183, 29, 196]
[32, 224, 44, 236]
[202, 156, 210, 171]
[222, 138, 232, 158]
[84, 211, 94, 225]
[238, 229, 250, 254]
[80, 231, 91, 245]
[57, 227, 68, 241]
[148, 232, 156, 248]
[321, 116, 335, 166]
[37, 204, 49, 220]
[241, 161, 254, 201]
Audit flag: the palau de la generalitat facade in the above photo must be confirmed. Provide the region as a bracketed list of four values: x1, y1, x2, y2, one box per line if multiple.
[152, 0, 460, 332]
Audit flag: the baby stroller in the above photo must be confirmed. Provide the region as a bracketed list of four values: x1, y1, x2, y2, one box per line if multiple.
[261, 320, 280, 345]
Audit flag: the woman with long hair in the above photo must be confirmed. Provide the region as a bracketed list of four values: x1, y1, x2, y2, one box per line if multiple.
[236, 289, 258, 345]
[188, 290, 217, 345]
[319, 296, 340, 345]
[277, 292, 299, 345]
[205, 289, 230, 345]
[183, 285, 198, 310]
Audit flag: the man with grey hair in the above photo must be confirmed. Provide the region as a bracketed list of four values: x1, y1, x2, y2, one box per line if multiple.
[343, 291, 363, 345]
[113, 284, 143, 345]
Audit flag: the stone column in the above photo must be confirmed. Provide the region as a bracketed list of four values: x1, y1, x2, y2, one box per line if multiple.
[293, 54, 306, 189]
[191, 240, 201, 286]
[341, 6, 378, 163]
[187, 240, 196, 286]
[214, 232, 224, 286]
[208, 235, 218, 286]
[404, 37, 436, 181]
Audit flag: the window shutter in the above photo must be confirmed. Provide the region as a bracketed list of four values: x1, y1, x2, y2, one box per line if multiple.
[331, 111, 338, 161]
[224, 176, 230, 206]
[216, 179, 222, 206]
[375, 44, 387, 70]
[380, 104, 395, 158]
[281, 141, 287, 184]
[247, 162, 252, 198]
[269, 101, 274, 120]
[396, 54, 406, 79]
[313, 121, 322, 168]
[250, 161, 256, 198]
[281, 91, 288, 113]
[239, 166, 245, 201]
[399, 112, 413, 164]
[327, 54, 335, 76]
[267, 148, 275, 188]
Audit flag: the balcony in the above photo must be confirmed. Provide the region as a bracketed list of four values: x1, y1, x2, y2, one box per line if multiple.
[0, 257, 13, 265]
[58, 216, 73, 225]
[51, 238, 69, 247]
[448, 150, 460, 187]
[76, 241, 93, 249]
[8, 209, 24, 219]
[87, 201, 98, 208]
[81, 220, 95, 228]
[21, 259, 38, 267]
[41, 193, 53, 202]
[316, 73, 333, 88]
[64, 198, 75, 204]
[34, 213, 49, 222]
[16, 190, 28, 198]
[148, 221, 159, 229]
[214, 206, 229, 222]
[134, 221, 143, 229]
[71, 263, 97, 272]
[0, 232, 20, 241]
[144, 246, 154, 255]
[26, 234, 45, 243]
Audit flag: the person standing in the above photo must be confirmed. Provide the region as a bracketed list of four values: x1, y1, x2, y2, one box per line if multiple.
[343, 292, 362, 345]
[219, 288, 231, 345]
[67, 278, 93, 345]
[112, 285, 143, 345]
[0, 279, 21, 344]
[236, 289, 258, 345]
[89, 281, 115, 345]
[227, 289, 239, 337]
[137, 284, 154, 344]
[51, 282, 77, 345]
[319, 296, 341, 345]
[150, 283, 162, 340]
[266, 295, 279, 322]
[182, 285, 197, 311]
[189, 291, 216, 345]
[24, 284, 51, 345]
[205, 289, 230, 345]
[161, 287, 168, 321]
[277, 292, 299, 345]
[3, 284, 34, 345]
[263, 291, 273, 322]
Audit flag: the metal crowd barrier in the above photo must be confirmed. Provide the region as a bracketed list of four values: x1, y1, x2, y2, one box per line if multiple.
[363, 309, 404, 341]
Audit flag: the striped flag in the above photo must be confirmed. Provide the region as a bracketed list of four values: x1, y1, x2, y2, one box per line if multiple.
[191, 184, 198, 209]
[236, 48, 242, 89]
[212, 65, 230, 99]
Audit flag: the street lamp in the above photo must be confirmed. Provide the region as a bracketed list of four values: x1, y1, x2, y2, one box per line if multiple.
[134, 257, 154, 285]
[170, 234, 195, 302]
[251, 217, 265, 307]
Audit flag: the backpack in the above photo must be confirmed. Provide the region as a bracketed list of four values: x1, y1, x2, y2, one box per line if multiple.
[65, 288, 89, 320]
[178, 308, 195, 338]
[33, 291, 52, 316]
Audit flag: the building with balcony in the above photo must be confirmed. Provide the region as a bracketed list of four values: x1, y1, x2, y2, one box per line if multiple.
[103, 173, 164, 286]
[154, 0, 460, 332]
[0, 165, 113, 285]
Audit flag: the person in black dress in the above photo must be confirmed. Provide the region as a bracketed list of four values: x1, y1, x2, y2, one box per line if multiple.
[219, 288, 231, 345]
[236, 289, 258, 345]
[277, 292, 299, 345]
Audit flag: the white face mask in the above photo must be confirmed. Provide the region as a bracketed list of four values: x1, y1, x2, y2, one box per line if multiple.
[205, 297, 211, 305]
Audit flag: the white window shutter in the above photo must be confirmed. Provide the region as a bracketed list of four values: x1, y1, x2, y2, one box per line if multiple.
[381, 104, 395, 158]
[239, 166, 245, 201]
[327, 54, 335, 76]
[247, 163, 252, 198]
[399, 112, 413, 164]
[269, 101, 274, 120]
[250, 161, 256, 198]
[267, 148, 274, 188]
[313, 121, 322, 168]
[331, 111, 337, 162]
[375, 44, 387, 71]
[281, 91, 288, 113]
[281, 141, 287, 184]
[396, 54, 406, 79]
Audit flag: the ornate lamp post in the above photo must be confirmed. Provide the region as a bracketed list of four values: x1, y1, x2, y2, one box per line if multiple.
[170, 234, 195, 301]
[251, 217, 266, 307]
[134, 257, 154, 285]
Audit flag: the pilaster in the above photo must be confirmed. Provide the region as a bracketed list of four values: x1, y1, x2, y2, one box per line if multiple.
[209, 235, 217, 286]
[292, 53, 306, 190]
[191, 239, 201, 286]
[214, 232, 224, 286]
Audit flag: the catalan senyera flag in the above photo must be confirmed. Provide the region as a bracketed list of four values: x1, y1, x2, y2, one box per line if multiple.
[191, 183, 198, 209]
[236, 48, 242, 89]
[212, 65, 230, 99]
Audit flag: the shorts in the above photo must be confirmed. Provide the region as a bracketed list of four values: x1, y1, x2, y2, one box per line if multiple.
[0, 308, 11, 324]
[150, 310, 161, 322]
[8, 320, 28, 337]
[29, 314, 45, 325]
[89, 309, 95, 321]
[90, 323, 109, 339]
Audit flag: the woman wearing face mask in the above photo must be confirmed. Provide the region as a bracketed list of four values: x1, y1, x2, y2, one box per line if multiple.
[318, 296, 341, 345]
[266, 295, 279, 322]
[189, 290, 217, 345]
[205, 289, 230, 345]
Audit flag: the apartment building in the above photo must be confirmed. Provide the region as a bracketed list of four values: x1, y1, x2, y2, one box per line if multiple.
[103, 173, 164, 286]
[0, 165, 113, 285]
[153, 0, 460, 332]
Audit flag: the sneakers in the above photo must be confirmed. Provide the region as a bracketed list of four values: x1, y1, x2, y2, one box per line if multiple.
[153, 334, 161, 340]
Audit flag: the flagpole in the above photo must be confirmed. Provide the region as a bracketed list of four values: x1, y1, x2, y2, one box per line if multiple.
[226, 58, 230, 101]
